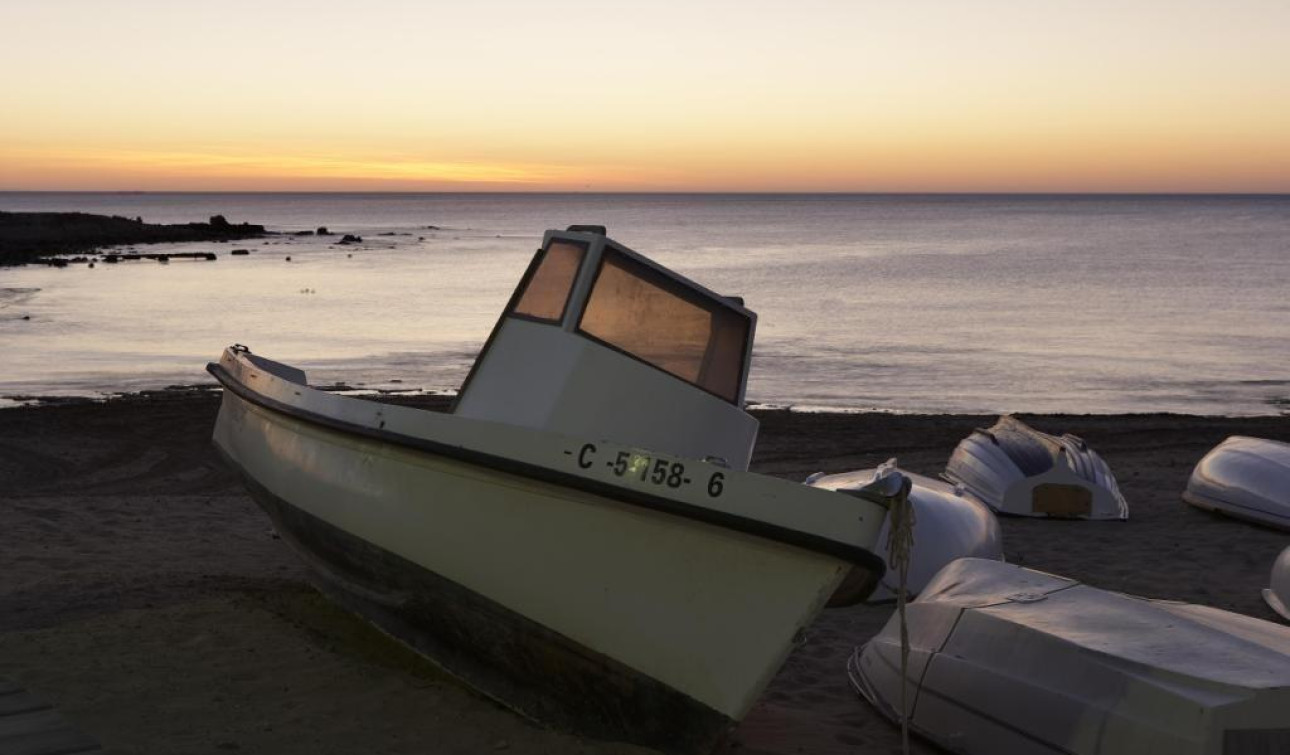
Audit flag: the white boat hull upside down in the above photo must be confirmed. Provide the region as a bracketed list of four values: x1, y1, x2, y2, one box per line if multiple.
[807, 464, 1003, 601]
[208, 349, 888, 754]
[850, 558, 1290, 755]
[1267, 546, 1290, 622]
[944, 415, 1128, 520]
[1184, 436, 1290, 532]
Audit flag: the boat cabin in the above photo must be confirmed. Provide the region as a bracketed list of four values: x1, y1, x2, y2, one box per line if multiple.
[454, 226, 760, 470]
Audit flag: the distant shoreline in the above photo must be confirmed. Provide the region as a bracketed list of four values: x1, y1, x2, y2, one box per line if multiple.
[0, 211, 267, 266]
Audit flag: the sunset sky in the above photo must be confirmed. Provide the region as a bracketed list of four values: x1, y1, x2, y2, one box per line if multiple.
[1, 0, 1287, 192]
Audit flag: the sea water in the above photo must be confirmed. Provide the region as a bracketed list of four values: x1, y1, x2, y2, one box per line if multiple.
[1, 193, 1286, 415]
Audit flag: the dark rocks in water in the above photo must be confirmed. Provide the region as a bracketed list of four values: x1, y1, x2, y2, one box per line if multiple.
[132, 252, 216, 263]
[418, 236, 425, 241]
[425, 225, 441, 230]
[44, 258, 69, 268]
[316, 227, 330, 235]
[338, 234, 362, 245]
[290, 230, 314, 236]
[285, 256, 292, 262]
[0, 211, 268, 266]
[103, 255, 120, 264]
[184, 216, 266, 237]
[21, 315, 30, 320]
[89, 262, 95, 268]
[231, 249, 250, 256]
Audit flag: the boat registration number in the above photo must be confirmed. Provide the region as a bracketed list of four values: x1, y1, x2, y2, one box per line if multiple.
[570, 443, 724, 497]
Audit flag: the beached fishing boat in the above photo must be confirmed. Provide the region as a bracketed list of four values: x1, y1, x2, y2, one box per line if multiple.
[943, 415, 1128, 520]
[208, 226, 891, 754]
[807, 461, 1002, 601]
[1184, 436, 1290, 531]
[850, 558, 1290, 755]
[1266, 546, 1290, 622]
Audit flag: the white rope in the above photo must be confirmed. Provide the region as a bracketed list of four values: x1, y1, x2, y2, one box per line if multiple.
[885, 474, 916, 755]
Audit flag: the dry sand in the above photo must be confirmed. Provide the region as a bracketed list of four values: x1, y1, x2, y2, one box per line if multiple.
[1, 390, 1287, 754]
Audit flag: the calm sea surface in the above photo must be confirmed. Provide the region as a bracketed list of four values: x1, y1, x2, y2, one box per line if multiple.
[1, 192, 1287, 415]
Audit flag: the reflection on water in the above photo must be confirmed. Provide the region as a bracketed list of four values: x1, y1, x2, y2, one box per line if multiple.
[0, 193, 1287, 415]
[0, 287, 41, 313]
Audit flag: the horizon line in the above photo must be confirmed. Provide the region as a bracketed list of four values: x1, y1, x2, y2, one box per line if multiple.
[3, 189, 1289, 197]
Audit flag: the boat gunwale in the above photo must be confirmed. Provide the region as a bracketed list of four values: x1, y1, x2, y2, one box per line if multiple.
[1182, 489, 1290, 529]
[207, 360, 887, 576]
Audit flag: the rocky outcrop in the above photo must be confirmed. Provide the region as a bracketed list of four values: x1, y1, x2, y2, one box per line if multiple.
[0, 211, 267, 266]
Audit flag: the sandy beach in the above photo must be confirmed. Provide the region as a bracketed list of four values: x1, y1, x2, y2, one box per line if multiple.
[1, 390, 1287, 754]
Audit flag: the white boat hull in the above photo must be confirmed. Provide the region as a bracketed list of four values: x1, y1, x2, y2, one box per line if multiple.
[851, 558, 1290, 755]
[210, 349, 887, 753]
[1266, 546, 1290, 622]
[944, 416, 1128, 520]
[1184, 436, 1290, 531]
[807, 466, 1003, 601]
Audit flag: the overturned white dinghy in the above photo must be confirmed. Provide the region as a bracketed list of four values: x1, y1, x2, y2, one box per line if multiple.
[1266, 546, 1290, 622]
[850, 558, 1290, 755]
[807, 461, 1003, 601]
[944, 415, 1128, 520]
[1184, 436, 1290, 531]
[208, 226, 892, 755]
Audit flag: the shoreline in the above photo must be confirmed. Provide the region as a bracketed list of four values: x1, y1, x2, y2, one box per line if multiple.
[1, 391, 1288, 753]
[2, 383, 1287, 421]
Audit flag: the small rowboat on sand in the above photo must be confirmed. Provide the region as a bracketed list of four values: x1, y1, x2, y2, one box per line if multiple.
[944, 415, 1128, 520]
[807, 461, 1003, 601]
[850, 557, 1290, 755]
[1184, 435, 1290, 531]
[1266, 546, 1290, 622]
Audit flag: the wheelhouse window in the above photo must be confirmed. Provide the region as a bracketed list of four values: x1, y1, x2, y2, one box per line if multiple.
[512, 240, 587, 323]
[578, 250, 750, 403]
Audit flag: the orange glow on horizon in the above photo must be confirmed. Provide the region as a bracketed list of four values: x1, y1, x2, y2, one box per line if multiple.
[0, 147, 598, 190]
[1, 0, 1287, 193]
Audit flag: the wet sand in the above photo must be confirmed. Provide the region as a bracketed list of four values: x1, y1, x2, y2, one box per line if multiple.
[1, 390, 1287, 754]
